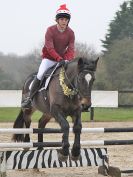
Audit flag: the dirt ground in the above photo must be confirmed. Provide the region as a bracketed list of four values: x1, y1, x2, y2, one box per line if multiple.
[1, 121, 133, 177]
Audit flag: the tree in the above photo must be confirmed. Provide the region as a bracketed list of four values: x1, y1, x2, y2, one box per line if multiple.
[0, 67, 17, 89]
[102, 0, 133, 52]
[93, 57, 110, 90]
[0, 51, 41, 89]
[103, 37, 133, 90]
[0, 43, 100, 89]
[75, 42, 98, 60]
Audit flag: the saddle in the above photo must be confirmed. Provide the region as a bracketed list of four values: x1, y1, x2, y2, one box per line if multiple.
[39, 61, 67, 91]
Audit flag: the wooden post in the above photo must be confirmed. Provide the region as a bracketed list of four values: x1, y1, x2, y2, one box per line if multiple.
[90, 107, 94, 121]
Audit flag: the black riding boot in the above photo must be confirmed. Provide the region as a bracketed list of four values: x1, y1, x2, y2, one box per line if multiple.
[21, 77, 40, 108]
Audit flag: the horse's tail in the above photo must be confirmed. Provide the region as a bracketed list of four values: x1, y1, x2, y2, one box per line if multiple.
[12, 109, 25, 142]
[12, 72, 36, 142]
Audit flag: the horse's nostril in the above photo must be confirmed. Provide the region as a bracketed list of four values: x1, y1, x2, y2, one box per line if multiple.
[81, 104, 91, 112]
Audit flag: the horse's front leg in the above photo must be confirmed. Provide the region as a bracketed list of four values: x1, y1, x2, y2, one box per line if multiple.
[71, 110, 82, 161]
[51, 105, 70, 162]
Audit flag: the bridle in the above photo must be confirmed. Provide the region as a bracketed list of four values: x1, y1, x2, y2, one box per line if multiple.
[75, 70, 94, 98]
[59, 66, 94, 99]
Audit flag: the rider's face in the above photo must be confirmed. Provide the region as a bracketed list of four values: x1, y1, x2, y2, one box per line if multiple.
[56, 18, 69, 30]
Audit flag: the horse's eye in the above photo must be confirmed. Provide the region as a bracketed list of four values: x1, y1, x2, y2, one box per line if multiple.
[78, 77, 82, 82]
[78, 74, 84, 82]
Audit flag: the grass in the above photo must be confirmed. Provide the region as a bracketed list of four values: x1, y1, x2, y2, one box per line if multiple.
[0, 107, 133, 122]
[0, 107, 42, 122]
[82, 108, 133, 122]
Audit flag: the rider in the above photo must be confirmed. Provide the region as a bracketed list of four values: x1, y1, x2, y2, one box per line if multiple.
[22, 4, 75, 108]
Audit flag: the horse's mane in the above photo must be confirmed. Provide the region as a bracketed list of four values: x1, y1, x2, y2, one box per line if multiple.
[68, 57, 99, 72]
[67, 58, 80, 70]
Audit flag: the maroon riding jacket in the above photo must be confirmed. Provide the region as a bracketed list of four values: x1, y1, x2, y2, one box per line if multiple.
[42, 25, 75, 61]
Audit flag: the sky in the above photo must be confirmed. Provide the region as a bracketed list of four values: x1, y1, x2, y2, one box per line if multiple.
[0, 0, 126, 56]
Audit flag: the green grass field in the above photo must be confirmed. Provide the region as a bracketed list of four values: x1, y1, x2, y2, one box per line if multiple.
[0, 108, 42, 122]
[0, 107, 133, 122]
[82, 108, 133, 122]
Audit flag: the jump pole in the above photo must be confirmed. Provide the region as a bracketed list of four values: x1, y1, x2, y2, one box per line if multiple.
[121, 169, 133, 174]
[0, 139, 133, 148]
[1, 127, 133, 134]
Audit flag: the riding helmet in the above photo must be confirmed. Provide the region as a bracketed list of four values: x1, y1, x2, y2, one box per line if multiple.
[56, 4, 71, 20]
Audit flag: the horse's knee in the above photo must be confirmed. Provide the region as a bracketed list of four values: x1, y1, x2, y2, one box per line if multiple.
[73, 124, 82, 134]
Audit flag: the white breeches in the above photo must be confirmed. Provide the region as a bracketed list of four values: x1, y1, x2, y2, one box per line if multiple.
[37, 59, 57, 80]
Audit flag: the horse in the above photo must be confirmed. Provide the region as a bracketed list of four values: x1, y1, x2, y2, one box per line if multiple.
[12, 57, 99, 161]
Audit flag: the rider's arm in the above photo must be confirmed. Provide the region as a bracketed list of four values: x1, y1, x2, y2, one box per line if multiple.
[63, 31, 75, 61]
[44, 28, 63, 61]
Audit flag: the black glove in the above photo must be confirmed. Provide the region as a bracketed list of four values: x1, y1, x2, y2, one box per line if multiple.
[59, 60, 66, 66]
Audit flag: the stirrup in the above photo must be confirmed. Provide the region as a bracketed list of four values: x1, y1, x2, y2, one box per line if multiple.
[21, 97, 32, 109]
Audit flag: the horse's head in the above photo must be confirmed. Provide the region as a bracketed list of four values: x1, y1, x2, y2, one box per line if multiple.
[77, 57, 99, 111]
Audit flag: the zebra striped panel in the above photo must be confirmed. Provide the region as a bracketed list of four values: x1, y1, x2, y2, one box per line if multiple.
[1, 148, 107, 170]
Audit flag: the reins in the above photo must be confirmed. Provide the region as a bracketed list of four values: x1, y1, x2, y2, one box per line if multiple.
[59, 66, 94, 99]
[59, 67, 78, 98]
[43, 60, 95, 99]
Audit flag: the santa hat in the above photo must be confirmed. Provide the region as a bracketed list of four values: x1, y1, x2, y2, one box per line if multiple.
[56, 4, 71, 15]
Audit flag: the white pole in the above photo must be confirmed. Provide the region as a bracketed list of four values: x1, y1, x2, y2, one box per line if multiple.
[0, 142, 33, 148]
[0, 141, 105, 148]
[0, 128, 33, 134]
[0, 127, 133, 134]
[0, 128, 105, 134]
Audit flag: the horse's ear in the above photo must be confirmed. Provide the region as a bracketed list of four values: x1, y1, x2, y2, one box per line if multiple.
[78, 58, 84, 70]
[95, 57, 99, 68]
[95, 57, 99, 63]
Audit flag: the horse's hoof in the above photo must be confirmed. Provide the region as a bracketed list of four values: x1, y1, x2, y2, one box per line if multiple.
[71, 147, 80, 161]
[57, 149, 68, 162]
[71, 154, 80, 161]
[58, 152, 68, 162]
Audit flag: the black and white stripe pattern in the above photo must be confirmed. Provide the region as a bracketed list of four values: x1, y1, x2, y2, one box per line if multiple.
[1, 127, 133, 134]
[2, 148, 107, 170]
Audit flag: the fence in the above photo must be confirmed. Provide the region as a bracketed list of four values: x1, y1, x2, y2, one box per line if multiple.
[90, 90, 133, 121]
[1, 126, 133, 176]
[0, 90, 132, 121]
[0, 90, 118, 107]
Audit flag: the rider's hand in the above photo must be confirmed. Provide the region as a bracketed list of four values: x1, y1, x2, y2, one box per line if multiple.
[65, 60, 69, 63]
[59, 60, 66, 66]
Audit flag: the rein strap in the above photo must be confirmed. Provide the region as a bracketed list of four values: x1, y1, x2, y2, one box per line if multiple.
[59, 67, 78, 97]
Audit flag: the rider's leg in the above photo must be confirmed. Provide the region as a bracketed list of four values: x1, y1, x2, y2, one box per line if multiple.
[21, 76, 40, 108]
[37, 59, 57, 80]
[21, 59, 57, 108]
